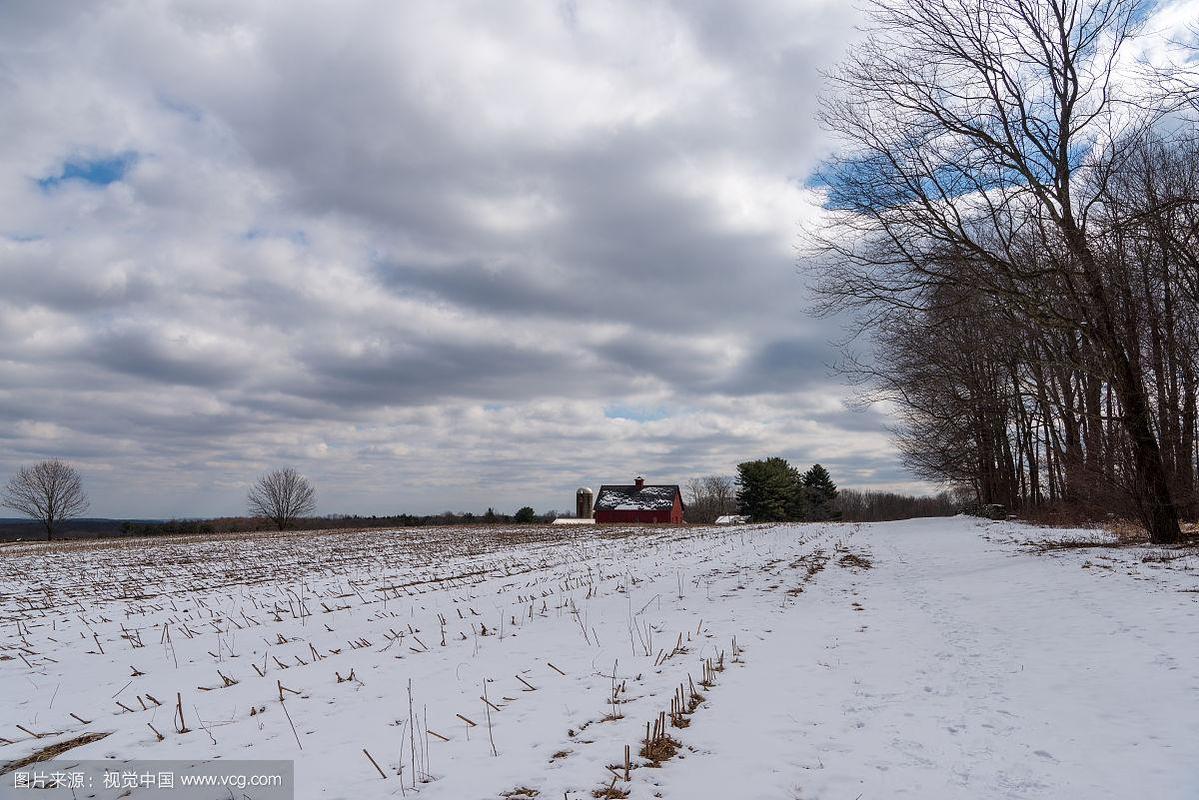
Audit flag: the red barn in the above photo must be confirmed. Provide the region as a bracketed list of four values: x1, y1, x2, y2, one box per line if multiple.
[593, 477, 685, 524]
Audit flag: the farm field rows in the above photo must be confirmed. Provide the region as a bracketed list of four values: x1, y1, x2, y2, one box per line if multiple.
[2, 518, 1198, 799]
[0, 522, 851, 799]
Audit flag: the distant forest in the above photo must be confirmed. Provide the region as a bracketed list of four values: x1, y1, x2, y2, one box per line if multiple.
[686, 467, 955, 525]
[0, 510, 561, 541]
[0, 518, 145, 541]
[0, 488, 956, 541]
[115, 509, 559, 538]
[833, 489, 957, 523]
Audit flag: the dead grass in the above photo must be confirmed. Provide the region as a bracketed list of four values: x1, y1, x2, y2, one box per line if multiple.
[1105, 519, 1153, 545]
[639, 734, 681, 766]
[2, 731, 111, 773]
[1024, 519, 1199, 575]
[837, 552, 874, 570]
[1141, 549, 1191, 563]
[1027, 531, 1124, 552]
[786, 550, 830, 595]
[500, 787, 540, 798]
[591, 781, 631, 799]
[1018, 513, 1199, 555]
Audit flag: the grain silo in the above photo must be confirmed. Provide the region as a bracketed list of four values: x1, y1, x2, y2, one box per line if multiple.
[576, 487, 594, 519]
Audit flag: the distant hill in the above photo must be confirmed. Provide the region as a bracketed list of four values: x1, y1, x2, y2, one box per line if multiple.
[0, 511, 557, 542]
[0, 518, 163, 542]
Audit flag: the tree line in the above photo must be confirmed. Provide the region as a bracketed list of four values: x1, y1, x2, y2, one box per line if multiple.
[118, 508, 556, 538]
[833, 488, 959, 523]
[689, 460, 864, 523]
[5, 458, 951, 539]
[1, 461, 556, 540]
[811, 0, 1199, 542]
[687, 464, 958, 523]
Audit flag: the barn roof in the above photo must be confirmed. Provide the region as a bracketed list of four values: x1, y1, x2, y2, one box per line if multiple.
[594, 484, 682, 511]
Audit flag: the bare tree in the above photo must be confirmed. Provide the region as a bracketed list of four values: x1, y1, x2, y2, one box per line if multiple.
[811, 0, 1190, 542]
[685, 475, 738, 523]
[1, 460, 90, 540]
[247, 468, 316, 531]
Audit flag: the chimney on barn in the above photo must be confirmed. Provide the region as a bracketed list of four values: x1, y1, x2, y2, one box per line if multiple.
[634, 476, 645, 489]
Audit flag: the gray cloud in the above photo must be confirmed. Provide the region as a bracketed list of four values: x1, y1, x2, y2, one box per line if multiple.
[719, 336, 841, 395]
[0, 0, 967, 516]
[86, 327, 247, 388]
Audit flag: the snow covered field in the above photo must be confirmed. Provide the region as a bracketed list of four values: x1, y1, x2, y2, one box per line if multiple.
[2, 518, 1197, 799]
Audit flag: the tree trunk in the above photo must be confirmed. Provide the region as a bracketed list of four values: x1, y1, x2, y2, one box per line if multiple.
[1179, 363, 1197, 521]
[1071, 233, 1182, 543]
[1114, 358, 1182, 542]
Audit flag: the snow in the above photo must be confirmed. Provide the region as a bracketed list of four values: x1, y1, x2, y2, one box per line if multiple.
[2, 518, 1197, 799]
[714, 515, 749, 525]
[594, 485, 678, 511]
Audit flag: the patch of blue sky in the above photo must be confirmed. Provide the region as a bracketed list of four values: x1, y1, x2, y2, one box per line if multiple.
[604, 404, 669, 422]
[38, 152, 138, 190]
[802, 172, 830, 191]
[817, 133, 1094, 213]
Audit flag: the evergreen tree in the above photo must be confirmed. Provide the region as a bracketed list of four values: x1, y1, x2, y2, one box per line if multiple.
[736, 457, 807, 521]
[802, 463, 839, 520]
[513, 506, 537, 524]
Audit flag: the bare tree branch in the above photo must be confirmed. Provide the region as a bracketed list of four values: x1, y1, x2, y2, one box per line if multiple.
[247, 468, 316, 531]
[807, 0, 1195, 542]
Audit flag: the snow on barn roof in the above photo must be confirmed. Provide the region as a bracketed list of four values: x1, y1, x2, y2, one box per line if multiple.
[594, 483, 682, 511]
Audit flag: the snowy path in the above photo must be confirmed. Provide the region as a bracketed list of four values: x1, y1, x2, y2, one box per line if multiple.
[665, 517, 1199, 799]
[1, 518, 1197, 799]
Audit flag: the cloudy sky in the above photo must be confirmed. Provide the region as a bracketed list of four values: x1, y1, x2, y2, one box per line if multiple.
[2, 1, 1191, 518]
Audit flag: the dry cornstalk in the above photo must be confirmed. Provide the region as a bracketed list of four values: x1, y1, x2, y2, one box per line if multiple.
[174, 693, 190, 733]
[482, 681, 498, 757]
[363, 748, 387, 779]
